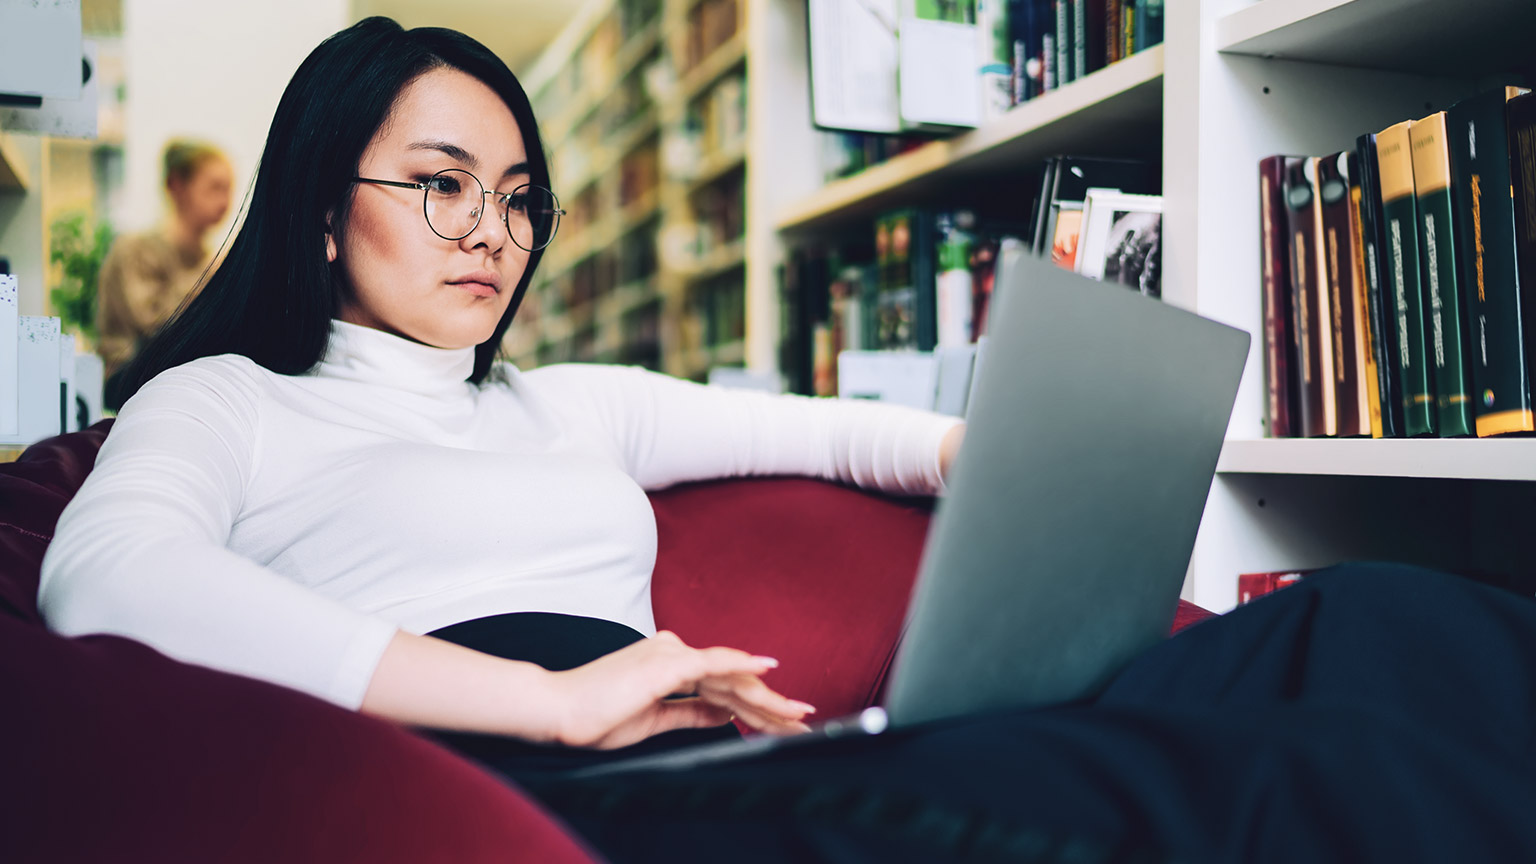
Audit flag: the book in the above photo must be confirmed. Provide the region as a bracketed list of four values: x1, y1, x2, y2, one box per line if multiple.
[1076, 189, 1162, 297]
[1282, 157, 1335, 437]
[1410, 112, 1475, 437]
[1008, 0, 1052, 102]
[1345, 152, 1385, 438]
[1053, 0, 1072, 87]
[1031, 156, 1160, 258]
[1317, 152, 1370, 437]
[1072, 0, 1104, 81]
[1354, 133, 1404, 438]
[1259, 157, 1298, 438]
[876, 208, 938, 351]
[1237, 569, 1310, 605]
[0, 275, 16, 438]
[1105, 0, 1122, 66]
[1131, 0, 1162, 52]
[1376, 120, 1438, 437]
[1450, 87, 1536, 437]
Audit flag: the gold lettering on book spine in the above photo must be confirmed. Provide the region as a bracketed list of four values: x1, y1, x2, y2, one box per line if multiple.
[1471, 174, 1485, 302]
[1327, 227, 1345, 383]
[1426, 214, 1445, 368]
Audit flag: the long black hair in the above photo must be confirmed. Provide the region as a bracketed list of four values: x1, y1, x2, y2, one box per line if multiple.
[109, 17, 549, 408]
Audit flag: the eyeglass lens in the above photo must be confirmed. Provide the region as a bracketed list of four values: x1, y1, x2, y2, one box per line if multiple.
[422, 168, 561, 252]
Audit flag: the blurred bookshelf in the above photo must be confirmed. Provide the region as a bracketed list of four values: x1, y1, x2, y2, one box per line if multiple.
[508, 0, 748, 381]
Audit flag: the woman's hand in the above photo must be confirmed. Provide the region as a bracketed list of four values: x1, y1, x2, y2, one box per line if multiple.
[546, 630, 816, 750]
[940, 423, 966, 483]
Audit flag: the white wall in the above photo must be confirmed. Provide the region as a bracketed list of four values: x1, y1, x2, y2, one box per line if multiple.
[120, 0, 350, 236]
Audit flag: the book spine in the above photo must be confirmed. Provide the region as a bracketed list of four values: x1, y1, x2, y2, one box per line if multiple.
[1105, 0, 1121, 65]
[1319, 152, 1370, 437]
[1259, 156, 1297, 438]
[1346, 152, 1384, 438]
[1355, 133, 1403, 437]
[1410, 112, 1476, 437]
[1132, 0, 1147, 52]
[1376, 121, 1438, 436]
[1508, 93, 1536, 434]
[1308, 157, 1339, 435]
[1121, 0, 1134, 58]
[1282, 157, 1329, 437]
[1054, 0, 1072, 86]
[1451, 87, 1536, 437]
[1073, 0, 1087, 82]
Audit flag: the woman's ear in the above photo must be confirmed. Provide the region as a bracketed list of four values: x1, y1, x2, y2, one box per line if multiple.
[325, 211, 338, 263]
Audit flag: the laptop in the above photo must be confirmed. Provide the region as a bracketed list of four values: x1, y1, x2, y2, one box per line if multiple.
[570, 248, 1250, 778]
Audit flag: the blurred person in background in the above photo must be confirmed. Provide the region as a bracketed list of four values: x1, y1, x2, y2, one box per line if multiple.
[98, 139, 233, 410]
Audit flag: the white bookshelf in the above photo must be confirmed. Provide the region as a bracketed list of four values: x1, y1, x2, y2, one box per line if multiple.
[1218, 438, 1536, 482]
[1215, 0, 1536, 76]
[749, 0, 1536, 612]
[776, 45, 1165, 233]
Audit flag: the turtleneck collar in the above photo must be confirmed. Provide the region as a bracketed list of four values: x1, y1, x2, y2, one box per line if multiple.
[311, 319, 477, 399]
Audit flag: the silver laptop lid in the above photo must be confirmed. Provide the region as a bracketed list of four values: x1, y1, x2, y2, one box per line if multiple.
[883, 250, 1249, 728]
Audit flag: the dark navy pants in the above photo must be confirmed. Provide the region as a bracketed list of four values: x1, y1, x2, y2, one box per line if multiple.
[431, 564, 1536, 863]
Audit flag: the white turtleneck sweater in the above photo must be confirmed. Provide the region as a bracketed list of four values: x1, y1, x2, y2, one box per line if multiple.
[38, 320, 961, 710]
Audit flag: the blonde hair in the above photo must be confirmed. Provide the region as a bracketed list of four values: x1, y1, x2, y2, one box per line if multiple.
[162, 139, 226, 189]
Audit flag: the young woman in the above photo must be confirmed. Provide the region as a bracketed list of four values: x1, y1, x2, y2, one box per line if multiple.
[37, 18, 1536, 864]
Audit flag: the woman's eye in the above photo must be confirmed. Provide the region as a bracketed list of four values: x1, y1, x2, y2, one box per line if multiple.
[504, 193, 528, 211]
[426, 175, 461, 195]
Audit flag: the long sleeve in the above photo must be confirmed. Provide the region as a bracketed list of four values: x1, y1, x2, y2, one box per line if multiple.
[524, 363, 963, 495]
[37, 357, 398, 709]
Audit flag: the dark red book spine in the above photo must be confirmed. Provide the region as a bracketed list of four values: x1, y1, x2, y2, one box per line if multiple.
[1260, 156, 1298, 437]
[1318, 152, 1370, 437]
[1282, 157, 1332, 437]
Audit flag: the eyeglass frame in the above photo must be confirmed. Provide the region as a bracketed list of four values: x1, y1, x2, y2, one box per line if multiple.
[351, 169, 566, 252]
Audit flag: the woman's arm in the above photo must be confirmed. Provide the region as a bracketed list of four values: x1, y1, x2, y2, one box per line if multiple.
[41, 359, 810, 742]
[362, 628, 813, 747]
[526, 364, 966, 495]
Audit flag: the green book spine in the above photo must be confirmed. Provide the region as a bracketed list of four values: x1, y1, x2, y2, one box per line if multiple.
[1410, 112, 1475, 437]
[1376, 121, 1438, 436]
[1450, 87, 1536, 436]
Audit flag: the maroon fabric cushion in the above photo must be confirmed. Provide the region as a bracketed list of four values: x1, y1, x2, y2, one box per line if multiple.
[0, 421, 599, 864]
[649, 477, 1215, 720]
[651, 478, 935, 719]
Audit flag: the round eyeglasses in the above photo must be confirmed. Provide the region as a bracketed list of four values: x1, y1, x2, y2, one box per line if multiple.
[352, 169, 565, 252]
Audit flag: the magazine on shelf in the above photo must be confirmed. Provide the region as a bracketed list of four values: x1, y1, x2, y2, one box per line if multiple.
[1075, 190, 1162, 297]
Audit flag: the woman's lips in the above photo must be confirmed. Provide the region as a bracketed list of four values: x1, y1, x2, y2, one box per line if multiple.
[452, 281, 497, 297]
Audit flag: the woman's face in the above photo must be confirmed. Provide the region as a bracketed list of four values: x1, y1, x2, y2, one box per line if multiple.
[332, 66, 532, 350]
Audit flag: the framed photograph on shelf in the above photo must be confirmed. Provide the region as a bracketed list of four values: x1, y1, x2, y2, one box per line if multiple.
[1076, 191, 1164, 298]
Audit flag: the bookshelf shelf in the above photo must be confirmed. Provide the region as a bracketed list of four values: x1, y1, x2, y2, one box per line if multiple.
[1216, 0, 1536, 77]
[1217, 438, 1536, 482]
[663, 31, 748, 122]
[675, 237, 746, 282]
[0, 133, 30, 192]
[542, 187, 661, 281]
[544, 23, 664, 145]
[774, 45, 1165, 234]
[684, 143, 747, 194]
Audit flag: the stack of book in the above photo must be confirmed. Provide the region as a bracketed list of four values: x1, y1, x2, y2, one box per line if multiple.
[1010, 0, 1164, 100]
[1259, 87, 1536, 439]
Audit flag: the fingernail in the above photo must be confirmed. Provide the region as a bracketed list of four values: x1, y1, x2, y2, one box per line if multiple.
[753, 656, 779, 669]
[790, 701, 817, 714]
